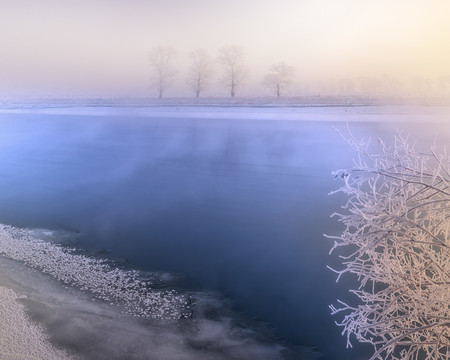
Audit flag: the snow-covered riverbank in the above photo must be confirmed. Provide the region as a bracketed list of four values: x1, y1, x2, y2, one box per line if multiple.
[1, 103, 449, 123]
[0, 285, 73, 360]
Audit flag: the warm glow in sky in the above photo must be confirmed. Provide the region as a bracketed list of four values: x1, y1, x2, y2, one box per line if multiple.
[1, 0, 449, 97]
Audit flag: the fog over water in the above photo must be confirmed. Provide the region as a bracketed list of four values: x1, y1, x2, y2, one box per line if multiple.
[0, 106, 448, 359]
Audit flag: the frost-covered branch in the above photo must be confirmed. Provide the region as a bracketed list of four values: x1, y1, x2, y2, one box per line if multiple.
[326, 129, 449, 360]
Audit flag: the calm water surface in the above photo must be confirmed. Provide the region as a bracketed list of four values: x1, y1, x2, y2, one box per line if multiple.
[0, 108, 447, 359]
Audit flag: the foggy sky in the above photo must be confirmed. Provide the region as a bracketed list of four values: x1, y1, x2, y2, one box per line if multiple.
[1, 0, 449, 97]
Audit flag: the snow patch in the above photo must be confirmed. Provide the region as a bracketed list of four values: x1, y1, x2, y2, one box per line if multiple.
[0, 224, 191, 320]
[0, 285, 73, 360]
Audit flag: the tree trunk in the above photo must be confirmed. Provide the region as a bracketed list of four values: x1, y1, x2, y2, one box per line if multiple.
[158, 78, 163, 98]
[196, 78, 201, 98]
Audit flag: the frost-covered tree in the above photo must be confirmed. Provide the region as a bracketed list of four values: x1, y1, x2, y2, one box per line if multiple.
[187, 49, 214, 98]
[217, 46, 248, 97]
[263, 62, 295, 97]
[148, 46, 176, 98]
[326, 129, 449, 360]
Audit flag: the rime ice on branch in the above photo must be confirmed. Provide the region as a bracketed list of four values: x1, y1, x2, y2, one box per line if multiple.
[326, 129, 449, 360]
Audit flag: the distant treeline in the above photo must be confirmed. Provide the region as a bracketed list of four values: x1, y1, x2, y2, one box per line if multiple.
[146, 45, 450, 99]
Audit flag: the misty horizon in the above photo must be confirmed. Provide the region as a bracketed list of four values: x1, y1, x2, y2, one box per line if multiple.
[1, 1, 450, 98]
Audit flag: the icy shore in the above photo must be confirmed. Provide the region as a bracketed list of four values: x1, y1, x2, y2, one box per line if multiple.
[0, 224, 317, 360]
[0, 225, 191, 320]
[0, 285, 73, 360]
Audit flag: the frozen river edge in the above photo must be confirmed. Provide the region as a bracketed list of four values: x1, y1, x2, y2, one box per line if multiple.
[0, 285, 73, 360]
[0, 224, 319, 360]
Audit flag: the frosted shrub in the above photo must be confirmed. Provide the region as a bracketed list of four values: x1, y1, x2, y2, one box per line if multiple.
[326, 130, 449, 360]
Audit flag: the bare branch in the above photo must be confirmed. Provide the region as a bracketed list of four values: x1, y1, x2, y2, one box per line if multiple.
[148, 46, 176, 98]
[326, 129, 450, 360]
[186, 49, 214, 98]
[217, 46, 248, 97]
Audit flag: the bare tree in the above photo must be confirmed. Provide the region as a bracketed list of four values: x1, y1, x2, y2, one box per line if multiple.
[148, 46, 176, 98]
[187, 49, 214, 98]
[217, 46, 248, 97]
[263, 62, 295, 97]
[326, 129, 449, 360]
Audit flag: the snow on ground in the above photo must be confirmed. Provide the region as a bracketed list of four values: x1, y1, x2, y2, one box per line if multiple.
[0, 103, 449, 123]
[0, 286, 73, 360]
[0, 224, 191, 320]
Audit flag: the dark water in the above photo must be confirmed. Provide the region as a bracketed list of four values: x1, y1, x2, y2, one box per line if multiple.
[0, 108, 447, 359]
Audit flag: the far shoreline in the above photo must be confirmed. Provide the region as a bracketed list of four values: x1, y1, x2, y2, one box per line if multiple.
[1, 94, 450, 109]
[0, 102, 449, 124]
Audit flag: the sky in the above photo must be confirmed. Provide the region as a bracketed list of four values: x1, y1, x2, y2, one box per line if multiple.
[1, 0, 449, 97]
